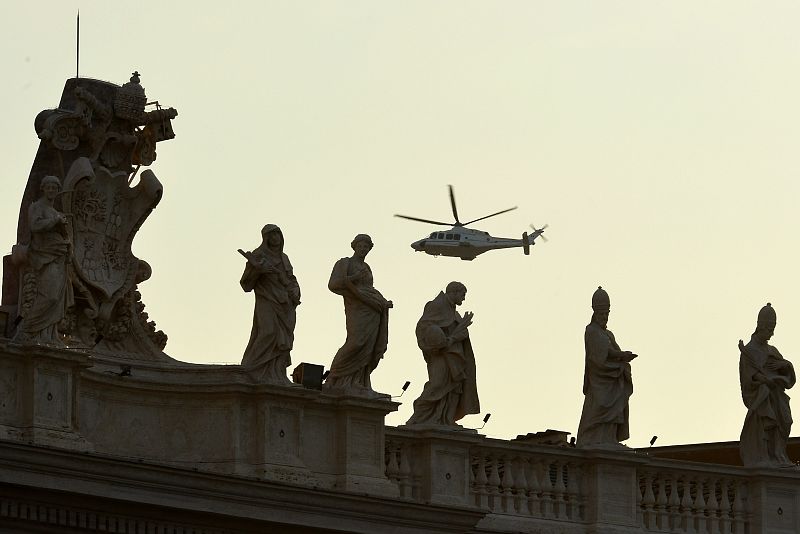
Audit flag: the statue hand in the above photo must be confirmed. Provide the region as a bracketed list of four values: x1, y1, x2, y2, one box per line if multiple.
[738, 340, 746, 352]
[386, 300, 393, 309]
[765, 359, 786, 371]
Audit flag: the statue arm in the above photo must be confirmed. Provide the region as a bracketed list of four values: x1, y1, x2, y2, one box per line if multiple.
[283, 254, 301, 304]
[29, 205, 63, 233]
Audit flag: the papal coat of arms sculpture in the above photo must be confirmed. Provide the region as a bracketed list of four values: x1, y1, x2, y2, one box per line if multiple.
[1, 72, 178, 361]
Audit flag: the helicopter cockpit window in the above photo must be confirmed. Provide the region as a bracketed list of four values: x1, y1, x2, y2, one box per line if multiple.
[446, 233, 453, 240]
[430, 232, 437, 239]
[437, 233, 445, 239]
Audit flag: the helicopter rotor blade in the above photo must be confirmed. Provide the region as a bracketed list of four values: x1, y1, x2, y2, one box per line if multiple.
[530, 223, 549, 242]
[395, 214, 453, 226]
[448, 184, 461, 225]
[463, 206, 518, 226]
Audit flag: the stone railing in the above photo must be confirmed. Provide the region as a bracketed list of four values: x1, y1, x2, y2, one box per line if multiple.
[386, 427, 800, 534]
[385, 428, 592, 532]
[637, 462, 751, 533]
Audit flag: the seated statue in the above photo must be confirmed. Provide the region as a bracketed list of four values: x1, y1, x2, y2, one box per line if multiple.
[577, 286, 637, 449]
[739, 303, 796, 468]
[406, 282, 479, 427]
[325, 234, 392, 395]
[240, 224, 300, 384]
[14, 175, 73, 345]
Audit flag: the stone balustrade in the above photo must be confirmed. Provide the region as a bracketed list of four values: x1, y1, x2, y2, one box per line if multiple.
[637, 462, 750, 533]
[386, 427, 800, 534]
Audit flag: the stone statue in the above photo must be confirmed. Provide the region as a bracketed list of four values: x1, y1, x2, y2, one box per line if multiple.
[325, 234, 392, 395]
[5, 72, 176, 360]
[738, 303, 796, 468]
[406, 282, 479, 428]
[577, 286, 637, 449]
[240, 224, 300, 384]
[14, 176, 73, 345]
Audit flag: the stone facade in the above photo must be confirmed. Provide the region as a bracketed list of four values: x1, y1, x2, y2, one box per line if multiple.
[0, 340, 798, 533]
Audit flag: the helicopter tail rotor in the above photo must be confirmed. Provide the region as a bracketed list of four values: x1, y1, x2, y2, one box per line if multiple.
[530, 224, 549, 243]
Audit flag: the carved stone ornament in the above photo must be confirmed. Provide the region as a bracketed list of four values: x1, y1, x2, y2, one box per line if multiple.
[5, 73, 176, 360]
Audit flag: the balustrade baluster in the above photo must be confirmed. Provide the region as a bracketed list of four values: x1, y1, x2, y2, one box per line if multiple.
[553, 461, 567, 519]
[487, 453, 502, 511]
[398, 443, 412, 500]
[540, 462, 555, 518]
[385, 443, 399, 481]
[680, 476, 694, 534]
[707, 477, 719, 534]
[731, 480, 745, 534]
[636, 472, 644, 527]
[666, 475, 680, 532]
[514, 457, 530, 515]
[473, 453, 489, 508]
[527, 459, 542, 517]
[642, 473, 656, 530]
[501, 455, 515, 513]
[717, 478, 730, 534]
[655, 473, 669, 532]
[566, 461, 580, 521]
[692, 478, 706, 534]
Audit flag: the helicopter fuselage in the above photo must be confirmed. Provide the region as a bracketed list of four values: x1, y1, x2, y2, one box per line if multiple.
[410, 226, 535, 261]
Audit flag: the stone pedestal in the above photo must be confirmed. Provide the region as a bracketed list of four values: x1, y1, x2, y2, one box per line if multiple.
[583, 452, 641, 534]
[306, 392, 400, 497]
[399, 426, 485, 507]
[748, 469, 800, 534]
[0, 341, 92, 450]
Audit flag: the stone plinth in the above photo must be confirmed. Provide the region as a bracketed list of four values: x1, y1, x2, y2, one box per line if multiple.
[0, 341, 92, 450]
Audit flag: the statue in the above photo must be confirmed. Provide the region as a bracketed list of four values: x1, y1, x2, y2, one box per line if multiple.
[239, 225, 300, 385]
[14, 176, 73, 345]
[325, 234, 392, 395]
[5, 72, 176, 359]
[406, 281, 479, 427]
[577, 286, 637, 449]
[738, 303, 796, 468]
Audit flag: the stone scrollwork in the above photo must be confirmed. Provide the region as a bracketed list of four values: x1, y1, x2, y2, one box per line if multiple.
[8, 72, 178, 360]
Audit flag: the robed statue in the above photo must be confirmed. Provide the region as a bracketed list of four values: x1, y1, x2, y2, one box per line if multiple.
[406, 281, 479, 427]
[14, 175, 73, 345]
[325, 234, 392, 395]
[240, 224, 300, 384]
[739, 303, 796, 468]
[577, 286, 638, 449]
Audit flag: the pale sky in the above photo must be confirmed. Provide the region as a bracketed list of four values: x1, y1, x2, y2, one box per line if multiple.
[2, 1, 800, 447]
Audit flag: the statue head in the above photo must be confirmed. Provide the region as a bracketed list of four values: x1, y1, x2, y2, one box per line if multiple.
[445, 281, 467, 305]
[260, 224, 284, 250]
[591, 286, 610, 328]
[754, 302, 776, 342]
[39, 175, 62, 201]
[351, 234, 373, 258]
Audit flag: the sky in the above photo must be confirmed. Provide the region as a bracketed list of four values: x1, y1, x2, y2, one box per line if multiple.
[2, 1, 800, 447]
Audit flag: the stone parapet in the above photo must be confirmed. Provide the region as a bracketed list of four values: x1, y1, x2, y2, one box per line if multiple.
[385, 426, 800, 534]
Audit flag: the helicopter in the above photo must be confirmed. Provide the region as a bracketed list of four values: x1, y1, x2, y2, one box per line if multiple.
[394, 185, 547, 261]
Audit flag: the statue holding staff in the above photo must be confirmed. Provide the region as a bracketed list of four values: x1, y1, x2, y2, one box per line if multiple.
[239, 224, 300, 384]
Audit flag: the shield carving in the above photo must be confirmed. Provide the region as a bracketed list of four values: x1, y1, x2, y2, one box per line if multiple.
[63, 157, 162, 300]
